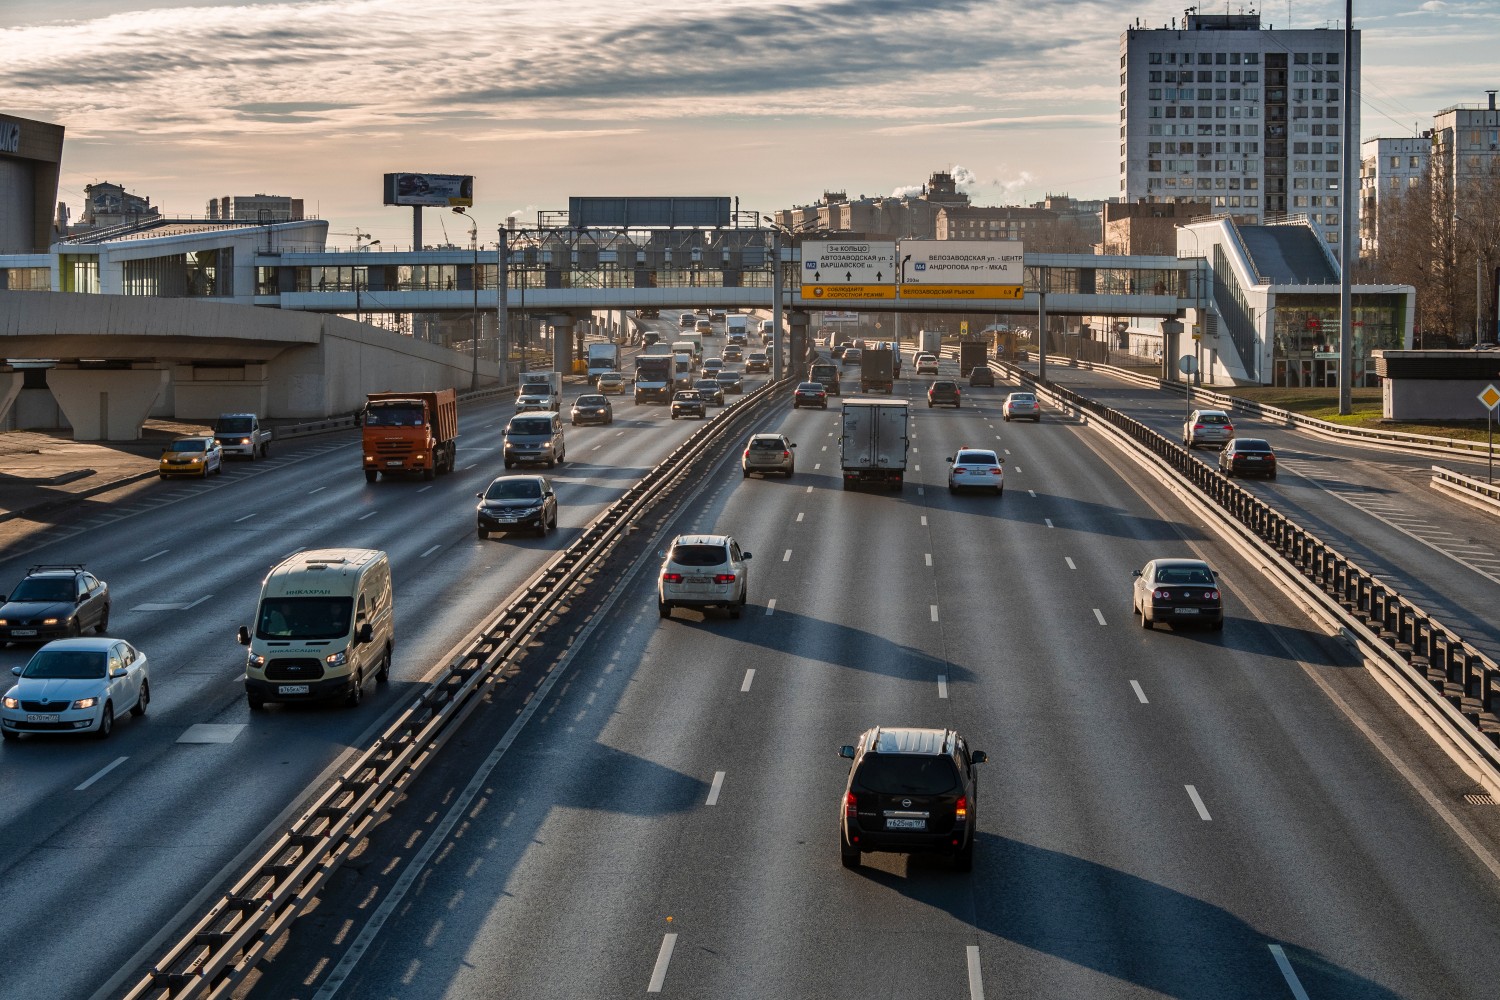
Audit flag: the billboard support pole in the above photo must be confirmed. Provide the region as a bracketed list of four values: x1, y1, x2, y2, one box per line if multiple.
[413, 206, 422, 253]
[497, 227, 509, 387]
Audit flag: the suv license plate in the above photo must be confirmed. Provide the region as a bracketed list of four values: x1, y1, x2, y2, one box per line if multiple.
[886, 818, 926, 830]
[11, 629, 36, 637]
[278, 684, 311, 695]
[26, 713, 59, 724]
[1176, 608, 1200, 615]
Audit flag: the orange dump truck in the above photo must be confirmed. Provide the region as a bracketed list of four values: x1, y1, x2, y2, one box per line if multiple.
[361, 389, 458, 482]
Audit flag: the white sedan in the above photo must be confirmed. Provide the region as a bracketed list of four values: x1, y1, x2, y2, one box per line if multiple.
[1, 637, 150, 740]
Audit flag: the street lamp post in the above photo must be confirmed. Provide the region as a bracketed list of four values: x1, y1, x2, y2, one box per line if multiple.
[454, 207, 480, 391]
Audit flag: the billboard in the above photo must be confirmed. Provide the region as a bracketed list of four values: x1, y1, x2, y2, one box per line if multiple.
[568, 197, 731, 228]
[383, 173, 474, 208]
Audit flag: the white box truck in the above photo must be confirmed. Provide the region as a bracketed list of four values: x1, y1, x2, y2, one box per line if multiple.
[586, 343, 620, 383]
[236, 548, 394, 710]
[918, 329, 942, 358]
[840, 399, 909, 491]
[725, 314, 749, 341]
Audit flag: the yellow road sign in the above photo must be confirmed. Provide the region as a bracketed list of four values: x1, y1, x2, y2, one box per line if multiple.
[898, 284, 1024, 300]
[1480, 384, 1500, 410]
[803, 285, 897, 301]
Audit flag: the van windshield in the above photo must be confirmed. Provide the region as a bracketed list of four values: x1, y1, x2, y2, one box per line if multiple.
[508, 418, 553, 435]
[257, 597, 353, 640]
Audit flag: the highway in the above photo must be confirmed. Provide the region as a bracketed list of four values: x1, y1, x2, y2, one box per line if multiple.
[217, 351, 1500, 999]
[0, 334, 769, 1000]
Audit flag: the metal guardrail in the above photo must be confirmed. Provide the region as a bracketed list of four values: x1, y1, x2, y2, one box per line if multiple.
[1431, 465, 1500, 516]
[121, 377, 787, 1000]
[997, 360, 1500, 757]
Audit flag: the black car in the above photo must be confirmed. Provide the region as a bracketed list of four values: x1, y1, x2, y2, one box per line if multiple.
[671, 390, 707, 419]
[793, 382, 829, 409]
[1218, 438, 1277, 479]
[476, 475, 557, 538]
[838, 727, 988, 872]
[968, 366, 995, 387]
[927, 380, 962, 407]
[1132, 558, 1224, 630]
[570, 393, 614, 426]
[715, 370, 744, 394]
[0, 565, 110, 643]
[693, 379, 726, 406]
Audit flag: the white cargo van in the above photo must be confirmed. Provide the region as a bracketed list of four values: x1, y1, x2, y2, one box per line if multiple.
[725, 314, 749, 340]
[237, 548, 393, 710]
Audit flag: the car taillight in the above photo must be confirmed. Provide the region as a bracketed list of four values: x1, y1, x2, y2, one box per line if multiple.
[782, 451, 790, 458]
[1206, 589, 1220, 600]
[845, 792, 858, 818]
[662, 573, 683, 583]
[714, 573, 737, 584]
[1193, 423, 1205, 430]
[955, 795, 968, 820]
[1153, 588, 1171, 600]
[991, 468, 1002, 475]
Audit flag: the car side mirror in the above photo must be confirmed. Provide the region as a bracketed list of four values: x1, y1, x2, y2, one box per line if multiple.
[1131, 569, 1143, 578]
[839, 745, 856, 760]
[236, 625, 250, 646]
[111, 668, 128, 679]
[997, 457, 1006, 464]
[476, 492, 484, 499]
[971, 750, 988, 765]
[946, 456, 954, 463]
[789, 443, 797, 448]
[10, 666, 20, 676]
[357, 622, 375, 644]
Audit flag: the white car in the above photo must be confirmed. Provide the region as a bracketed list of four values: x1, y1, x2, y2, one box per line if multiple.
[1, 637, 150, 741]
[1002, 392, 1041, 422]
[658, 534, 752, 619]
[947, 448, 1005, 495]
[915, 353, 940, 375]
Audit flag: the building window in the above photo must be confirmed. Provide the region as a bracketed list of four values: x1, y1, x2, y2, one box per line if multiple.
[1149, 52, 1162, 64]
[1293, 70, 1309, 82]
[1295, 52, 1309, 64]
[1199, 52, 1212, 64]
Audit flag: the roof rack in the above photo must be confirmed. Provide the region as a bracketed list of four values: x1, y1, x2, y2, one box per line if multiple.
[25, 564, 86, 574]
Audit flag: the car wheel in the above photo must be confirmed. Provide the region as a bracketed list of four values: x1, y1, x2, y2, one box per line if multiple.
[422, 467, 435, 481]
[504, 460, 514, 469]
[262, 442, 270, 458]
[1, 729, 16, 741]
[376, 647, 391, 683]
[1140, 611, 1153, 630]
[96, 608, 110, 634]
[658, 601, 671, 619]
[840, 834, 861, 870]
[94, 703, 114, 740]
[159, 473, 167, 479]
[477, 526, 487, 540]
[131, 680, 149, 717]
[345, 670, 363, 708]
[365, 469, 378, 483]
[954, 837, 975, 873]
[247, 691, 266, 712]
[948, 484, 956, 494]
[1212, 618, 1225, 632]
[927, 402, 932, 408]
[68, 618, 82, 638]
[537, 516, 548, 538]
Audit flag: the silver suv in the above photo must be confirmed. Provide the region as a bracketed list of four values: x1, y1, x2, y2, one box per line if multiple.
[658, 535, 752, 619]
[1183, 409, 1235, 449]
[742, 433, 796, 478]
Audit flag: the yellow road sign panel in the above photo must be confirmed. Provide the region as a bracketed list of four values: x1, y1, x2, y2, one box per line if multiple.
[898, 284, 1024, 300]
[803, 284, 897, 300]
[1480, 384, 1500, 410]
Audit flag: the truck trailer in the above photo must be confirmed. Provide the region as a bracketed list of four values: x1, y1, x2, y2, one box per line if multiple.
[918, 329, 942, 358]
[958, 340, 989, 377]
[362, 389, 458, 482]
[840, 399, 909, 491]
[860, 348, 896, 393]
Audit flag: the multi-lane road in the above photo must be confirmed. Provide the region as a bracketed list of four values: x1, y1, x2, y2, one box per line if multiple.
[5, 335, 1500, 999]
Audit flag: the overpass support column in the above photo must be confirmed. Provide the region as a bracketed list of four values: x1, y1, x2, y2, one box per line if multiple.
[47, 365, 169, 441]
[786, 310, 809, 381]
[551, 314, 575, 375]
[0, 371, 21, 429]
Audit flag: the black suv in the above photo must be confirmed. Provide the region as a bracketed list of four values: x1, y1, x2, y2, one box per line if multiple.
[0, 565, 111, 643]
[927, 380, 962, 408]
[838, 726, 987, 872]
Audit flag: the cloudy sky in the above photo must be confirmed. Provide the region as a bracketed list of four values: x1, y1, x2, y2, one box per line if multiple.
[5, 0, 1497, 248]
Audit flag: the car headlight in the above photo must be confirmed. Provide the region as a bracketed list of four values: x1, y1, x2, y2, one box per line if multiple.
[248, 653, 266, 669]
[2, 696, 18, 709]
[72, 697, 99, 710]
[325, 649, 349, 667]
[42, 617, 60, 626]
[0, 619, 8, 626]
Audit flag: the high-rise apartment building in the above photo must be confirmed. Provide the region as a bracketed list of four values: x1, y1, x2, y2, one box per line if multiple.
[1358, 136, 1429, 258]
[1119, 13, 1360, 256]
[1430, 95, 1500, 203]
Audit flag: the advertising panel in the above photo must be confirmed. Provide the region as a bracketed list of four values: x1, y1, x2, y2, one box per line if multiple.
[900, 241, 1024, 299]
[383, 173, 475, 208]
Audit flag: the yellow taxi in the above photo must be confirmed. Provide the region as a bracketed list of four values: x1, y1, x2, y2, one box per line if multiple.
[159, 435, 224, 479]
[597, 371, 626, 395]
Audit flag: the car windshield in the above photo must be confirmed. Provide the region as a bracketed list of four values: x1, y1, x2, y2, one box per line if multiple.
[485, 479, 543, 500]
[1198, 413, 1230, 424]
[217, 417, 253, 433]
[256, 597, 353, 640]
[22, 649, 107, 680]
[854, 754, 959, 795]
[669, 544, 729, 567]
[168, 439, 208, 453]
[797, 383, 823, 391]
[749, 438, 785, 450]
[695, 381, 718, 390]
[957, 452, 997, 465]
[676, 392, 701, 401]
[1157, 566, 1214, 585]
[508, 418, 553, 435]
[10, 578, 73, 602]
[1236, 440, 1272, 452]
[1010, 394, 1035, 403]
[365, 403, 425, 426]
[576, 396, 606, 406]
[933, 382, 956, 390]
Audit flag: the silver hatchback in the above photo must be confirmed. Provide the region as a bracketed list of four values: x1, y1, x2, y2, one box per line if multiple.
[1183, 409, 1235, 449]
[742, 433, 796, 478]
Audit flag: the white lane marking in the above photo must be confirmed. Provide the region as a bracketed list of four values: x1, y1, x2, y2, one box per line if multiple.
[416, 485, 434, 493]
[1268, 944, 1312, 1000]
[996, 435, 1002, 440]
[615, 430, 625, 436]
[921, 515, 928, 526]
[234, 513, 256, 523]
[1045, 518, 1054, 528]
[1065, 557, 1076, 570]
[938, 675, 949, 699]
[132, 602, 186, 612]
[924, 553, 932, 567]
[706, 771, 726, 806]
[821, 445, 827, 451]
[796, 512, 804, 522]
[930, 605, 939, 622]
[1093, 608, 1106, 626]
[183, 594, 213, 610]
[1185, 784, 1212, 821]
[140, 549, 169, 562]
[1028, 489, 1036, 497]
[1131, 680, 1149, 704]
[592, 445, 602, 451]
[76, 756, 128, 791]
[805, 485, 813, 493]
[421, 544, 441, 558]
[358, 511, 377, 520]
[967, 944, 985, 1000]
[741, 668, 755, 692]
[461, 463, 477, 471]
[814, 463, 820, 470]
[1014, 466, 1022, 474]
[914, 464, 921, 472]
[783, 549, 792, 562]
[765, 598, 776, 616]
[1004, 448, 1012, 455]
[647, 933, 678, 993]
[308, 486, 327, 494]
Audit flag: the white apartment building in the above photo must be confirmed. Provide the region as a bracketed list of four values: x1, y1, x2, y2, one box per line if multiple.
[1431, 95, 1500, 202]
[1359, 136, 1429, 258]
[207, 193, 305, 222]
[1120, 13, 1361, 257]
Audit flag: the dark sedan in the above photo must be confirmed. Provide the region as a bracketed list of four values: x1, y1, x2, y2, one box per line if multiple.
[569, 393, 613, 426]
[0, 565, 111, 643]
[1132, 558, 1224, 630]
[671, 390, 707, 419]
[476, 475, 557, 538]
[968, 366, 995, 387]
[793, 382, 828, 409]
[716, 370, 744, 394]
[693, 379, 726, 406]
[1218, 438, 1277, 479]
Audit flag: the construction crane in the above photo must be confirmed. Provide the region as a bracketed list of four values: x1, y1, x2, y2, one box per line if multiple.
[329, 229, 380, 250]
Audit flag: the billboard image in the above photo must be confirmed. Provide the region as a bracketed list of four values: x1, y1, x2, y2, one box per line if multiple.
[383, 173, 474, 208]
